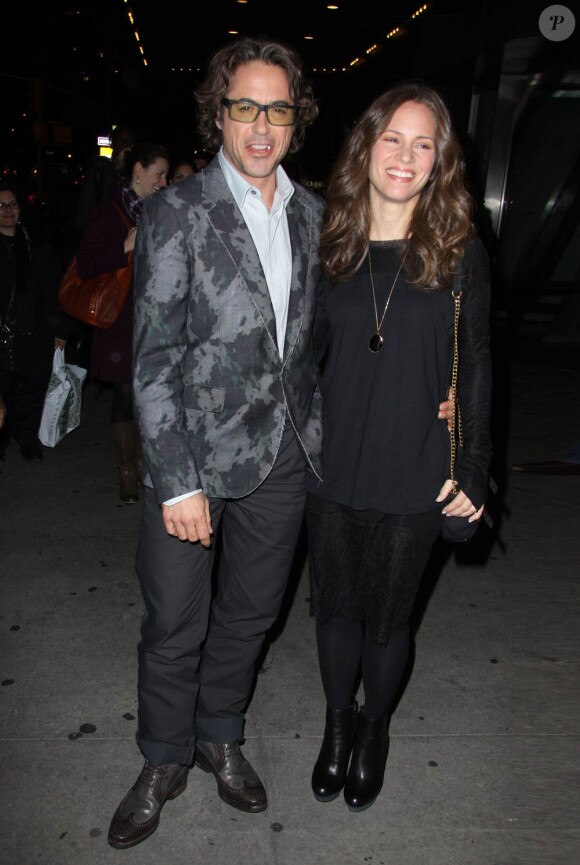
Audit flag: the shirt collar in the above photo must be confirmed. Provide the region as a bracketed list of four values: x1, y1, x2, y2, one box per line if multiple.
[218, 147, 294, 210]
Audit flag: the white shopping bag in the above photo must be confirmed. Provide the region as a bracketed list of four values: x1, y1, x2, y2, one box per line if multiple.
[38, 348, 87, 447]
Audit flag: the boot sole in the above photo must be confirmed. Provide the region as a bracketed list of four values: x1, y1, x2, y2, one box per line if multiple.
[108, 822, 160, 850]
[345, 784, 382, 812]
[346, 797, 378, 813]
[216, 787, 268, 813]
[313, 789, 342, 802]
[107, 778, 187, 849]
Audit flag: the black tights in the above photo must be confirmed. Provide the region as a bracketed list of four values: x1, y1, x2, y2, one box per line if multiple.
[111, 382, 134, 423]
[316, 617, 410, 720]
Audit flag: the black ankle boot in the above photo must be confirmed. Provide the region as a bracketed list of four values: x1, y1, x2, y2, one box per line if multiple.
[344, 708, 389, 812]
[311, 702, 358, 802]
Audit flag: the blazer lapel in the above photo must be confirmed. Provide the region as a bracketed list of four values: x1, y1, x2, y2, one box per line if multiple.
[283, 187, 312, 359]
[203, 164, 277, 345]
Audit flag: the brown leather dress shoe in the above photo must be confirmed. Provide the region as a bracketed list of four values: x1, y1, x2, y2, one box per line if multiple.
[195, 739, 267, 812]
[108, 761, 188, 849]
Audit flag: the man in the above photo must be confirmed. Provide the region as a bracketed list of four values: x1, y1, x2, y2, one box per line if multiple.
[108, 37, 454, 849]
[107, 37, 324, 850]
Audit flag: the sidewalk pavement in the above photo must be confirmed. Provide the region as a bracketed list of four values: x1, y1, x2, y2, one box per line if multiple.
[0, 352, 578, 865]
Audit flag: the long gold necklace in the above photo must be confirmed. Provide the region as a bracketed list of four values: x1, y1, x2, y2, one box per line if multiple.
[368, 247, 407, 353]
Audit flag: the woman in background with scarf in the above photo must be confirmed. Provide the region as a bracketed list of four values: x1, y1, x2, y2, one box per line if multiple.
[76, 142, 170, 503]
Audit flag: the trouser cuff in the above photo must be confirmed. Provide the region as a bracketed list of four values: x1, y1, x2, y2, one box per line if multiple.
[137, 735, 196, 767]
[196, 716, 245, 743]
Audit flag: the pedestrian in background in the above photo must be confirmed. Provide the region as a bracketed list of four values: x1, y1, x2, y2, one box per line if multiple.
[0, 182, 72, 461]
[75, 142, 170, 502]
[168, 158, 197, 184]
[75, 125, 135, 235]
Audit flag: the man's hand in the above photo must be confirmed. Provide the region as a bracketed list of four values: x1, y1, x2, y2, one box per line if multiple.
[162, 493, 213, 546]
[438, 386, 455, 430]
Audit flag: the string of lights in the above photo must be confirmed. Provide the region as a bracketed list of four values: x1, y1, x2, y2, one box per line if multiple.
[316, 2, 431, 73]
[121, 0, 148, 67]
[166, 2, 433, 76]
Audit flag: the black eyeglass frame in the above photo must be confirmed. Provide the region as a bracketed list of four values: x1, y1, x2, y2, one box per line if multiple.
[0, 201, 20, 210]
[220, 97, 300, 126]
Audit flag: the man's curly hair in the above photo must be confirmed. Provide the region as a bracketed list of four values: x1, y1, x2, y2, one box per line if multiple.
[195, 37, 318, 155]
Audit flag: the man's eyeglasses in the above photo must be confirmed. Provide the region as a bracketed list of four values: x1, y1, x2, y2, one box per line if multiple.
[0, 201, 19, 211]
[220, 98, 299, 127]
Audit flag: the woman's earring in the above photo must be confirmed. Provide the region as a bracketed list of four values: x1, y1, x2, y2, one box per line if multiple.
[136, 176, 140, 184]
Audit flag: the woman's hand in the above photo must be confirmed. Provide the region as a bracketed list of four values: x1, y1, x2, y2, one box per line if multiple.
[436, 479, 485, 523]
[124, 226, 138, 254]
[438, 386, 455, 430]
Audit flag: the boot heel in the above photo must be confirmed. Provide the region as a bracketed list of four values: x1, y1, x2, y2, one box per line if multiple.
[168, 777, 188, 800]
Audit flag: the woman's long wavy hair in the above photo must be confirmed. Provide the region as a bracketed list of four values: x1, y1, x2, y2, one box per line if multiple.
[320, 82, 474, 289]
[195, 37, 319, 155]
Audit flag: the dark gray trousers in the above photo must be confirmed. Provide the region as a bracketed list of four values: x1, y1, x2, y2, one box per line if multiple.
[135, 423, 306, 766]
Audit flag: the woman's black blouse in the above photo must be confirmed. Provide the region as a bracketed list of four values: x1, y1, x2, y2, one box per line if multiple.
[306, 237, 492, 514]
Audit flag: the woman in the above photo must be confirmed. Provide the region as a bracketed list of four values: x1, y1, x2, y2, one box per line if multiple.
[76, 142, 170, 502]
[168, 157, 197, 184]
[306, 83, 492, 812]
[0, 183, 72, 461]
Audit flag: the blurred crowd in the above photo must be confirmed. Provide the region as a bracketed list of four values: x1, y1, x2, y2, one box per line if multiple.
[0, 127, 211, 497]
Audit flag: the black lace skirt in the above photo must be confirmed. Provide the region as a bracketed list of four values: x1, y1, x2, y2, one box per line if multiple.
[305, 493, 442, 645]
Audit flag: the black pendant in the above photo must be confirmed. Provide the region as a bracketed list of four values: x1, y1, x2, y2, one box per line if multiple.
[369, 333, 383, 353]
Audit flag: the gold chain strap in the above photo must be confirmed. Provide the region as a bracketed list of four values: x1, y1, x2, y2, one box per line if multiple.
[449, 289, 462, 494]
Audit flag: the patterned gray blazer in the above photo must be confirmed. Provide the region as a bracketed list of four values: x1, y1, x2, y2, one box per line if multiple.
[133, 158, 324, 503]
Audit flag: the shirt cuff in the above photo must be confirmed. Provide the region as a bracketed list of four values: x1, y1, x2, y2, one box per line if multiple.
[163, 489, 202, 506]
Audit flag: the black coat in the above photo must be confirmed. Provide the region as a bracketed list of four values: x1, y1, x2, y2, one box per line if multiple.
[0, 223, 73, 379]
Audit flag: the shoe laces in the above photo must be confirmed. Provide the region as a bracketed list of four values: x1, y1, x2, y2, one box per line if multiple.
[221, 738, 243, 755]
